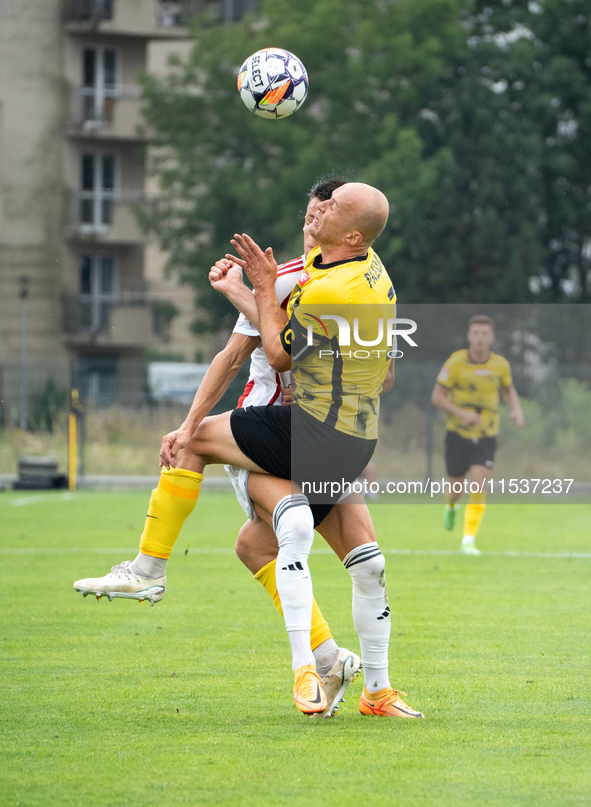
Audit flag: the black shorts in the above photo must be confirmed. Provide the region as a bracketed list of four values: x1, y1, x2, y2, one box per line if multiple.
[445, 430, 496, 478]
[230, 405, 376, 526]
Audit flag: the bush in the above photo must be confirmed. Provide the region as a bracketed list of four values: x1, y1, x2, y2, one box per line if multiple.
[30, 379, 68, 433]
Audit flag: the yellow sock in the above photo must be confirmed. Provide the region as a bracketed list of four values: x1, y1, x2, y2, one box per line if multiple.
[463, 492, 486, 538]
[139, 467, 203, 559]
[254, 559, 333, 650]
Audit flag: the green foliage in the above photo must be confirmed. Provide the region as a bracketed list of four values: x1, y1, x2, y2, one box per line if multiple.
[150, 300, 180, 322]
[463, 1, 591, 300]
[30, 378, 68, 433]
[150, 300, 181, 342]
[500, 377, 591, 454]
[139, 0, 591, 331]
[144, 348, 187, 363]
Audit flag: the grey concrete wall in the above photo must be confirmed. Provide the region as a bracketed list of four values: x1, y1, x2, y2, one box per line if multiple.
[0, 0, 66, 249]
[0, 0, 67, 362]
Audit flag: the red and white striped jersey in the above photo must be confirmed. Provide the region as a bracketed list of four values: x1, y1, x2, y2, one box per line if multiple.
[233, 255, 304, 408]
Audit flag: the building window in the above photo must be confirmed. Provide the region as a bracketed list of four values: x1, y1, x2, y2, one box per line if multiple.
[190, 0, 259, 25]
[76, 354, 118, 407]
[81, 47, 119, 126]
[157, 1, 185, 26]
[79, 254, 118, 331]
[79, 151, 117, 229]
[64, 0, 113, 22]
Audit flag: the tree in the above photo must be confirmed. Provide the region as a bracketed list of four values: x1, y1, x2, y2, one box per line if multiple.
[463, 0, 591, 301]
[138, 0, 590, 333]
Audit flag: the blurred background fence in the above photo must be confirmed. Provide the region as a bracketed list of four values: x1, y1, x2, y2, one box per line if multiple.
[0, 355, 249, 479]
[2, 304, 591, 483]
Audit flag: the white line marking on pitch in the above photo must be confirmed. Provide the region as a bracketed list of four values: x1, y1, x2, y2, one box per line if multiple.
[386, 548, 591, 559]
[1, 547, 591, 559]
[10, 493, 75, 507]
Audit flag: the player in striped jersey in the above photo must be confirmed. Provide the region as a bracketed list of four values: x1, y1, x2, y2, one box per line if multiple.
[229, 253, 304, 409]
[73, 181, 363, 716]
[74, 181, 423, 719]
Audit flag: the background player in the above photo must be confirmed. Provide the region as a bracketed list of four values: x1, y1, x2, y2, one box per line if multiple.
[431, 314, 524, 554]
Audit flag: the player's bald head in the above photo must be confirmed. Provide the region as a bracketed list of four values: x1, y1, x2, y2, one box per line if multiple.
[333, 182, 389, 246]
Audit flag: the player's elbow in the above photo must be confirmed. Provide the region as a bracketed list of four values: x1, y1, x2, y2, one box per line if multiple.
[269, 351, 291, 373]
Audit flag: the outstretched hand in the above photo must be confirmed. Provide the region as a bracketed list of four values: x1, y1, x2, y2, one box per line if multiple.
[227, 233, 277, 292]
[209, 259, 243, 296]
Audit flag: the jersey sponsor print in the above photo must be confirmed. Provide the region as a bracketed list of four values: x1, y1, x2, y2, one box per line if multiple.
[280, 247, 396, 441]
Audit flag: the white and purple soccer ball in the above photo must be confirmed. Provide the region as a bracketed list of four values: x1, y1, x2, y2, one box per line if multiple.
[237, 48, 308, 119]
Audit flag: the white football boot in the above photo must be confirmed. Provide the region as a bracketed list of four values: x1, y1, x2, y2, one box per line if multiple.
[74, 561, 166, 606]
[310, 648, 362, 718]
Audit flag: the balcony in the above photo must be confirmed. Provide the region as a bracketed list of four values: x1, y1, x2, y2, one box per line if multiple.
[66, 85, 146, 141]
[63, 0, 197, 38]
[62, 292, 154, 348]
[64, 0, 113, 21]
[66, 192, 156, 245]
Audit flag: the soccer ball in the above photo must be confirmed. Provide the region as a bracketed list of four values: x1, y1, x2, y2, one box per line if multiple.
[237, 48, 308, 119]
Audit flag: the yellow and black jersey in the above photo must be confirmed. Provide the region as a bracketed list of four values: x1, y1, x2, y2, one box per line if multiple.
[279, 246, 396, 440]
[436, 349, 513, 439]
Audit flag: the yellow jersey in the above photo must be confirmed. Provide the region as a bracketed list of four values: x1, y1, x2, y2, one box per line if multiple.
[436, 349, 512, 439]
[279, 246, 396, 440]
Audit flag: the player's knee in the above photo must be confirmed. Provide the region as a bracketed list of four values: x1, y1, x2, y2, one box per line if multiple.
[278, 506, 314, 550]
[185, 416, 220, 462]
[175, 442, 203, 470]
[234, 523, 255, 565]
[350, 551, 386, 581]
[346, 546, 386, 594]
[184, 435, 207, 463]
[274, 494, 314, 552]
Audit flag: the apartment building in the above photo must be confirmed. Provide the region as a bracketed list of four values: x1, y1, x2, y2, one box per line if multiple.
[0, 0, 255, 417]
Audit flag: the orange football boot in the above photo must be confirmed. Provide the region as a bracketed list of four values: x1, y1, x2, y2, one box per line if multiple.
[359, 686, 424, 718]
[293, 664, 327, 715]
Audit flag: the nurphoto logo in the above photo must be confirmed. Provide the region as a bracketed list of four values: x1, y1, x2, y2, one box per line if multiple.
[307, 316, 418, 359]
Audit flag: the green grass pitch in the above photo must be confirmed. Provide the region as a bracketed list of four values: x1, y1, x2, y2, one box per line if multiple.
[1, 489, 590, 806]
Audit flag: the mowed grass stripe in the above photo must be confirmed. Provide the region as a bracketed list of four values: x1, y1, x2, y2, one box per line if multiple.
[1, 491, 590, 806]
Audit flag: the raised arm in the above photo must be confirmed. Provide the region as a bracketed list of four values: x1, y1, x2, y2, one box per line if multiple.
[209, 259, 263, 331]
[160, 331, 260, 469]
[227, 234, 290, 372]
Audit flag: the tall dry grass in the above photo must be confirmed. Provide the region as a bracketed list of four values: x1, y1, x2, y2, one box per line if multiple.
[2, 397, 590, 481]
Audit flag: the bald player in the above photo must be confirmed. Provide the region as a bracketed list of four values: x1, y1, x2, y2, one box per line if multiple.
[75, 183, 415, 718]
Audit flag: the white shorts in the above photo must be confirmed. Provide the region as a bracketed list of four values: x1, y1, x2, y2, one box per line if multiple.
[223, 464, 255, 521]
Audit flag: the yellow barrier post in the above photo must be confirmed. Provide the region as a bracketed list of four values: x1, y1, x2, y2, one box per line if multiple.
[69, 389, 79, 491]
